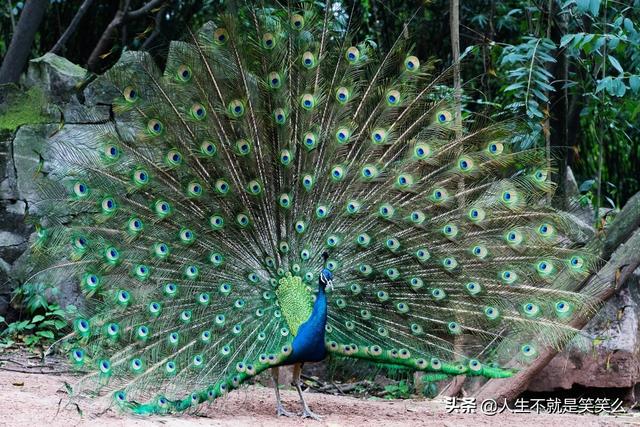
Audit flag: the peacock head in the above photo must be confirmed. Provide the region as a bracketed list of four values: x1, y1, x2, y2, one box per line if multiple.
[320, 268, 334, 291]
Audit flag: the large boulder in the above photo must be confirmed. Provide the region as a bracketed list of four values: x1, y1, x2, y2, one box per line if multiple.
[0, 54, 113, 318]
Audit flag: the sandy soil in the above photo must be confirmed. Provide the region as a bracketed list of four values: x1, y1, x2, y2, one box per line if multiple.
[0, 368, 638, 427]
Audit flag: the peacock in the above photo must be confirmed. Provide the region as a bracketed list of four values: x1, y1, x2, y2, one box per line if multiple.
[25, 0, 601, 420]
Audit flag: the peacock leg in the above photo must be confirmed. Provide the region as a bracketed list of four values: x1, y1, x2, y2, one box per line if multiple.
[271, 367, 295, 417]
[293, 363, 323, 420]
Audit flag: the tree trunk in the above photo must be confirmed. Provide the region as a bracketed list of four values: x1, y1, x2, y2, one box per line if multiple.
[0, 0, 48, 85]
[549, 1, 570, 209]
[50, 0, 96, 55]
[441, 0, 466, 398]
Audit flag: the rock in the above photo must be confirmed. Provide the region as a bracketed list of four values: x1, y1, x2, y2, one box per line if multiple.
[25, 53, 87, 101]
[24, 53, 110, 123]
[528, 267, 640, 391]
[0, 231, 27, 264]
[11, 124, 56, 215]
[10, 243, 85, 311]
[84, 75, 119, 107]
[0, 55, 114, 320]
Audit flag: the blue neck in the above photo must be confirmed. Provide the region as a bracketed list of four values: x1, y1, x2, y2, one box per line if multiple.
[287, 286, 327, 364]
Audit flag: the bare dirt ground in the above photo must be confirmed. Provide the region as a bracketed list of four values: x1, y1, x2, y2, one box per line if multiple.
[1, 368, 638, 427]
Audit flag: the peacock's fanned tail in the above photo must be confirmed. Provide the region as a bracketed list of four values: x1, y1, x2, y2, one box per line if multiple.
[28, 1, 601, 414]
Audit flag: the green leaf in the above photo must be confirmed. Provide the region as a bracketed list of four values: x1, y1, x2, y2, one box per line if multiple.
[595, 76, 611, 93]
[588, 0, 600, 16]
[560, 34, 574, 48]
[615, 79, 627, 97]
[35, 330, 55, 339]
[576, 0, 590, 13]
[608, 55, 623, 75]
[0, 316, 5, 324]
[630, 76, 640, 94]
[593, 36, 606, 52]
[624, 18, 635, 33]
[31, 315, 45, 323]
[17, 320, 30, 329]
[503, 82, 524, 92]
[579, 179, 595, 192]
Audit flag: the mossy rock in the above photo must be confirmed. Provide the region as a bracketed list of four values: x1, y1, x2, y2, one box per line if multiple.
[0, 87, 49, 131]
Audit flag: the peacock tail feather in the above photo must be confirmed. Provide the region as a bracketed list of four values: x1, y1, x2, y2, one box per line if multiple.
[26, 0, 602, 414]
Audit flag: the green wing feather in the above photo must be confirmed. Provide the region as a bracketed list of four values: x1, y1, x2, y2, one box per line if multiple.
[25, 1, 603, 414]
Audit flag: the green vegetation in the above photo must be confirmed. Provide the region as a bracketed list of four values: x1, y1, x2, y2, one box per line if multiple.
[0, 86, 48, 131]
[0, 282, 73, 352]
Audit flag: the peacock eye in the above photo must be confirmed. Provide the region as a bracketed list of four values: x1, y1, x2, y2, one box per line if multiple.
[279, 149, 292, 165]
[155, 200, 171, 217]
[147, 119, 163, 136]
[436, 110, 453, 124]
[236, 213, 250, 227]
[279, 193, 292, 208]
[200, 140, 217, 157]
[273, 108, 287, 124]
[190, 103, 207, 120]
[236, 139, 251, 156]
[330, 165, 346, 181]
[346, 46, 360, 63]
[371, 128, 387, 144]
[302, 174, 314, 190]
[361, 165, 378, 179]
[302, 132, 317, 150]
[487, 142, 504, 155]
[346, 200, 361, 214]
[335, 87, 350, 104]
[268, 71, 282, 89]
[101, 197, 117, 213]
[228, 99, 245, 118]
[291, 13, 305, 29]
[458, 157, 473, 171]
[177, 65, 192, 82]
[534, 169, 548, 182]
[335, 127, 351, 144]
[133, 168, 149, 185]
[300, 94, 316, 111]
[123, 86, 138, 102]
[432, 188, 448, 202]
[404, 55, 420, 72]
[396, 174, 413, 188]
[214, 28, 229, 45]
[386, 89, 401, 106]
[316, 205, 328, 218]
[215, 179, 230, 194]
[302, 51, 316, 69]
[485, 307, 496, 316]
[501, 190, 517, 204]
[262, 33, 275, 49]
[103, 143, 121, 161]
[73, 182, 89, 198]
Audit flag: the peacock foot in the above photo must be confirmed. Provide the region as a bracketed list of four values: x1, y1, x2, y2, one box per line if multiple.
[276, 404, 295, 417]
[301, 408, 323, 421]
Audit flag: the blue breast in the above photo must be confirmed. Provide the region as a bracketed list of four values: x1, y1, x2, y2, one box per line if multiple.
[286, 289, 328, 364]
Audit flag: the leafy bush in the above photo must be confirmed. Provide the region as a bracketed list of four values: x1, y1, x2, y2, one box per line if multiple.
[0, 282, 73, 352]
